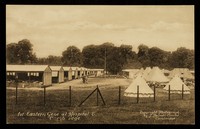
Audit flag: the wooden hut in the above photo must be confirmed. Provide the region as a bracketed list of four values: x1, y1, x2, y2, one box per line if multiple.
[77, 67, 83, 78]
[50, 66, 64, 83]
[6, 65, 52, 86]
[81, 67, 88, 76]
[71, 67, 78, 79]
[91, 69, 104, 77]
[63, 66, 72, 81]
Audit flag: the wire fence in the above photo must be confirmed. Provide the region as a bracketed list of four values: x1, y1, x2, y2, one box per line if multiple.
[6, 84, 194, 107]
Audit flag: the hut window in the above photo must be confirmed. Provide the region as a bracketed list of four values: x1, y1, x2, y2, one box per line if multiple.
[36, 73, 39, 76]
[52, 72, 58, 77]
[13, 72, 15, 76]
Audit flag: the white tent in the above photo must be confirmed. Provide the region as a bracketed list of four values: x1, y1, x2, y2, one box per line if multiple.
[134, 68, 144, 79]
[142, 67, 151, 79]
[163, 75, 190, 94]
[169, 68, 194, 80]
[145, 66, 169, 83]
[124, 75, 154, 97]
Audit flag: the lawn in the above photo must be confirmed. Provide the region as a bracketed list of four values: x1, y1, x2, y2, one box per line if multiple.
[6, 78, 195, 124]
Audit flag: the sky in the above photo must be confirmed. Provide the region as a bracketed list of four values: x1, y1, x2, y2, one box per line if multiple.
[6, 5, 194, 58]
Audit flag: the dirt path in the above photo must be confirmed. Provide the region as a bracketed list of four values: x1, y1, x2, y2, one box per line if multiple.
[7, 78, 132, 91]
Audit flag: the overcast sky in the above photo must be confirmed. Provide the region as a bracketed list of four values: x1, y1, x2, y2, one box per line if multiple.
[6, 5, 194, 58]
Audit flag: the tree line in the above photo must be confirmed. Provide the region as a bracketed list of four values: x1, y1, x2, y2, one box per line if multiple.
[6, 39, 194, 74]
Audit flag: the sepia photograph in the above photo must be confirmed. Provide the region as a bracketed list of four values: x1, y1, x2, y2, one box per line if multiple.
[6, 5, 195, 124]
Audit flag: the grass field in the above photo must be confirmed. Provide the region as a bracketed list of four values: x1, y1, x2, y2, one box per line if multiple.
[6, 78, 195, 124]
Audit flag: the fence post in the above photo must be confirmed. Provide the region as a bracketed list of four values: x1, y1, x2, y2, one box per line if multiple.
[168, 85, 170, 101]
[97, 85, 99, 106]
[69, 86, 71, 106]
[154, 85, 156, 102]
[182, 84, 184, 100]
[15, 82, 18, 105]
[118, 86, 121, 105]
[44, 86, 46, 106]
[137, 85, 139, 103]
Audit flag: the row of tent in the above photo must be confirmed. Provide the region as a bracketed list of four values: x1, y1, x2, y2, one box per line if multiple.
[122, 67, 194, 81]
[123, 66, 193, 97]
[6, 65, 104, 86]
[124, 74, 190, 97]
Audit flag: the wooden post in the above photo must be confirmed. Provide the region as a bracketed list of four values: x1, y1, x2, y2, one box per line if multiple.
[97, 87, 106, 105]
[15, 81, 18, 105]
[97, 85, 99, 106]
[137, 85, 139, 103]
[69, 86, 71, 106]
[79, 88, 97, 106]
[118, 86, 121, 105]
[154, 85, 156, 102]
[182, 84, 184, 100]
[168, 85, 170, 101]
[44, 86, 46, 106]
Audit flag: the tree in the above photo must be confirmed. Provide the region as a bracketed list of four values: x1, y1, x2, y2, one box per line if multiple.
[37, 55, 62, 65]
[148, 47, 168, 67]
[118, 44, 134, 65]
[82, 45, 102, 68]
[6, 43, 20, 64]
[61, 46, 82, 66]
[137, 44, 150, 67]
[169, 47, 194, 69]
[6, 39, 37, 64]
[106, 47, 123, 74]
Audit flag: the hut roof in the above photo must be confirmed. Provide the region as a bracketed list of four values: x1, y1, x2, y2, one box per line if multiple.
[50, 66, 63, 71]
[7, 65, 50, 72]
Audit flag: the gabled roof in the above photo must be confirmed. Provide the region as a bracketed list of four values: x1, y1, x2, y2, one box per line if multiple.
[90, 69, 104, 71]
[63, 66, 72, 71]
[7, 65, 50, 72]
[50, 66, 63, 71]
[71, 67, 78, 71]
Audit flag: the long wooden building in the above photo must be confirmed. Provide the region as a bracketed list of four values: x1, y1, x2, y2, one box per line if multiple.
[6, 65, 52, 86]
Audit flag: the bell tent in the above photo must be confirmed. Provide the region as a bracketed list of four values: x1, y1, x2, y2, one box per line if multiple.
[124, 75, 154, 97]
[163, 75, 190, 94]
